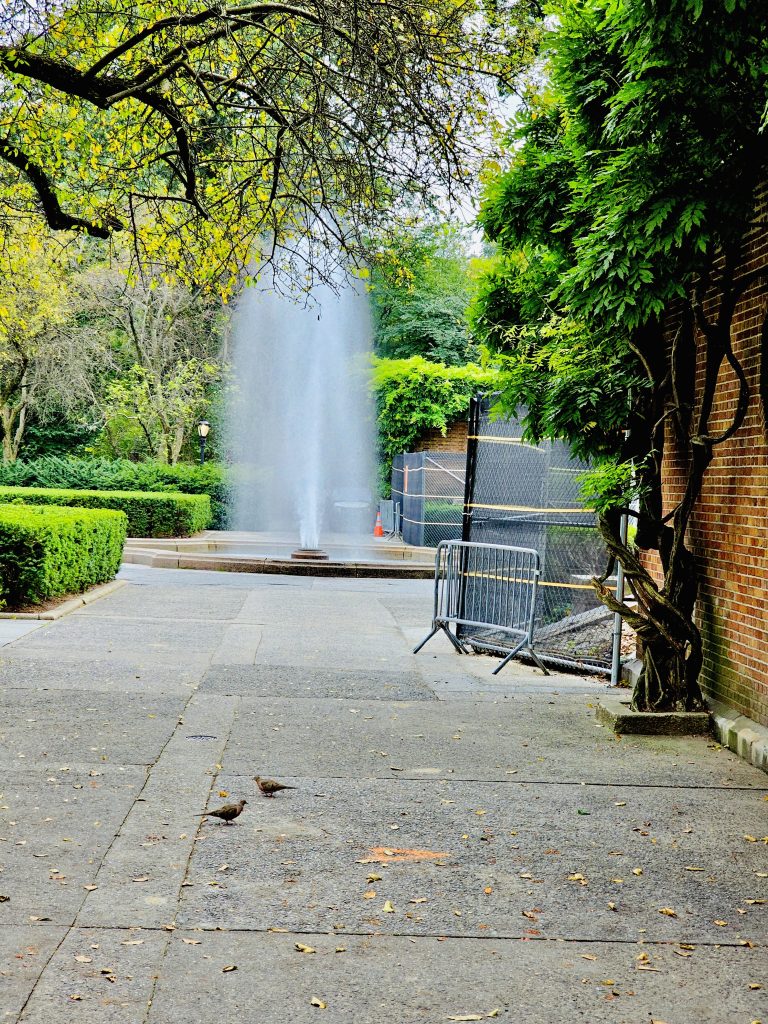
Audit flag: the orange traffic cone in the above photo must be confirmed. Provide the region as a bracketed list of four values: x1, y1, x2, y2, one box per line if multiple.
[373, 510, 384, 537]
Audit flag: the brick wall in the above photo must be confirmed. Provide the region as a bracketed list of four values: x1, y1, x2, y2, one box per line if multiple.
[414, 418, 468, 453]
[653, 189, 768, 725]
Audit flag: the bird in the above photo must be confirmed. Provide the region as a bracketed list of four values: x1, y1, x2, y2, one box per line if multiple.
[254, 775, 295, 798]
[197, 798, 247, 824]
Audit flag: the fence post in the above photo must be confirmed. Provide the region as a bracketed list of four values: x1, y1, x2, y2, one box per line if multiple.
[462, 394, 481, 543]
[610, 513, 629, 686]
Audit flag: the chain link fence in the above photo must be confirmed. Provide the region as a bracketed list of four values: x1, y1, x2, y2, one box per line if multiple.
[391, 451, 465, 548]
[460, 394, 614, 672]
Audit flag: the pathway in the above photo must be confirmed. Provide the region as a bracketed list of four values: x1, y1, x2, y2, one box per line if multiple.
[0, 565, 765, 1023]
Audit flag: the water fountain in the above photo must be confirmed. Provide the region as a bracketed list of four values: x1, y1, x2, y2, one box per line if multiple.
[122, 276, 435, 577]
[228, 276, 376, 559]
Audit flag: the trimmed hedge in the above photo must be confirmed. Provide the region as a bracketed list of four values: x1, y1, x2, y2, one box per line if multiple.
[0, 486, 211, 538]
[0, 457, 230, 528]
[0, 503, 127, 608]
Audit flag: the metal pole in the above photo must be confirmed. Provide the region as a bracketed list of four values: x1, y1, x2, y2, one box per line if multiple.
[199, 436, 206, 465]
[610, 513, 628, 686]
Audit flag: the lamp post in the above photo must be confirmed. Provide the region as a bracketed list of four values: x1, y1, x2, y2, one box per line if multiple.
[197, 420, 210, 465]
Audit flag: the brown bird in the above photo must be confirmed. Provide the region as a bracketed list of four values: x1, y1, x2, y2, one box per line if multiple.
[198, 798, 247, 824]
[254, 775, 295, 798]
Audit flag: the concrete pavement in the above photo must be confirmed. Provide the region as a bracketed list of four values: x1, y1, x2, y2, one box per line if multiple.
[0, 564, 765, 1023]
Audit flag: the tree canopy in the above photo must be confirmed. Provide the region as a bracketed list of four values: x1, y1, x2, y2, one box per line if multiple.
[369, 223, 483, 366]
[0, 1, 540, 293]
[472, 0, 768, 710]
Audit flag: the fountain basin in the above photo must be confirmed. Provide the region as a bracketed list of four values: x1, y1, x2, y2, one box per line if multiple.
[123, 531, 436, 579]
[291, 548, 329, 561]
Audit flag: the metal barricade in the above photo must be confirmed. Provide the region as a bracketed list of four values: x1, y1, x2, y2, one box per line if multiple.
[413, 540, 548, 675]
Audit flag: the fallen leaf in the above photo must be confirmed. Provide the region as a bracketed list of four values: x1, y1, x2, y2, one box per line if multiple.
[748, 984, 762, 990]
[744, 835, 757, 842]
[310, 997, 327, 1009]
[577, 809, 590, 815]
[83, 884, 98, 891]
[182, 938, 201, 945]
[446, 1016, 483, 1022]
[600, 979, 615, 986]
[632, 868, 643, 876]
[295, 943, 316, 954]
[74, 955, 92, 963]
[218, 791, 229, 798]
[714, 920, 728, 927]
[132, 877, 149, 883]
[363, 890, 377, 900]
[68, 994, 83, 1001]
[409, 897, 428, 904]
[382, 900, 395, 913]
[358, 847, 449, 864]
[367, 874, 382, 883]
[614, 802, 626, 807]
[121, 940, 144, 946]
[580, 954, 598, 961]
[674, 950, 691, 958]
[684, 866, 704, 871]
[658, 907, 677, 917]
[222, 964, 237, 973]
[335, 946, 346, 953]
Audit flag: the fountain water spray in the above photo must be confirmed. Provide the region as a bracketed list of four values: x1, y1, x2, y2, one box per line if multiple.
[228, 278, 375, 555]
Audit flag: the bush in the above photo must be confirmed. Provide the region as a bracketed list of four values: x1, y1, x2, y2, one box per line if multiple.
[0, 503, 127, 608]
[372, 356, 494, 492]
[0, 457, 230, 528]
[0, 486, 211, 538]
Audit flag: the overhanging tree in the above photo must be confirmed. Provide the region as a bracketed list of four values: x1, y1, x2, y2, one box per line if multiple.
[472, 0, 768, 711]
[0, 1, 541, 292]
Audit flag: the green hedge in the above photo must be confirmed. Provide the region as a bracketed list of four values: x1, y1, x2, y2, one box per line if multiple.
[0, 504, 127, 608]
[0, 457, 230, 528]
[0, 486, 211, 538]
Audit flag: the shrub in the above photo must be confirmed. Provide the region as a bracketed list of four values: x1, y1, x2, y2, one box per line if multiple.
[0, 457, 230, 528]
[0, 503, 127, 608]
[372, 356, 494, 492]
[0, 486, 211, 538]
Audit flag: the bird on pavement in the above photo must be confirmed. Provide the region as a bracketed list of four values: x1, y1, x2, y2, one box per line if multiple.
[197, 799, 247, 824]
[254, 775, 295, 798]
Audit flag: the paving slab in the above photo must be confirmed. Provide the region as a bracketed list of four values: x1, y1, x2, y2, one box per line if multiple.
[69, 695, 238, 930]
[0, 622, 46, 646]
[223, 696, 764, 788]
[146, 930, 766, 1024]
[235, 588, 399, 628]
[78, 585, 249, 621]
[0, 925, 68, 1022]
[175, 774, 767, 943]
[0, 653, 205, 695]
[0, 690, 186, 767]
[0, 765, 145, 925]
[8, 617, 226, 662]
[252, 629, 418, 673]
[198, 665, 436, 701]
[15, 926, 168, 1024]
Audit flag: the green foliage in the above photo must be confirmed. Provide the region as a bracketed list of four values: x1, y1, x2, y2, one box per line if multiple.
[0, 503, 126, 608]
[474, 0, 768, 499]
[0, 485, 211, 538]
[0, 457, 229, 528]
[473, 0, 768, 709]
[372, 356, 494, 488]
[369, 224, 480, 366]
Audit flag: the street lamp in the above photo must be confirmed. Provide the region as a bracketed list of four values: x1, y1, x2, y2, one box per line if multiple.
[197, 420, 210, 465]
